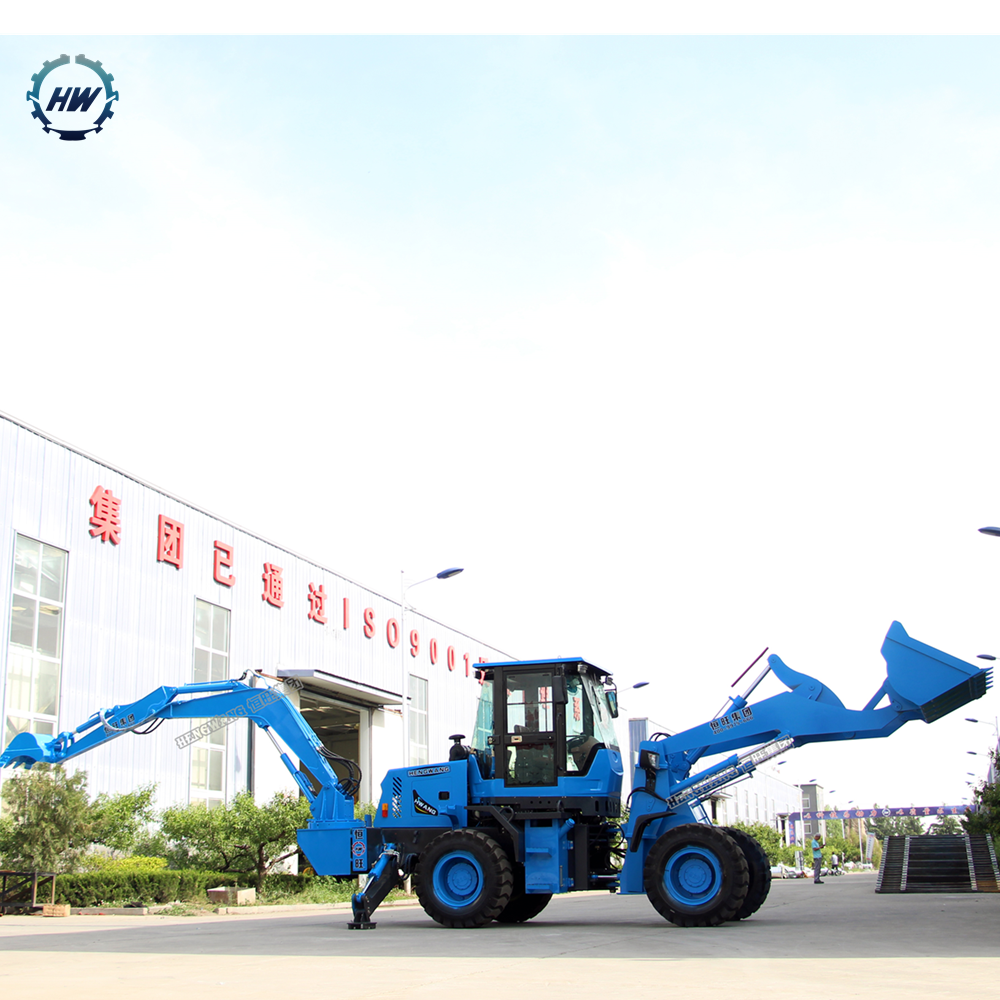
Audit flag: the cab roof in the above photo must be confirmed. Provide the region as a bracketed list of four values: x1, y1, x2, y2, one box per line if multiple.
[480, 657, 612, 681]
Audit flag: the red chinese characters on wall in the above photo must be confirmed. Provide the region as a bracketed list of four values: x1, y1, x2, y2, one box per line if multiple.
[262, 563, 284, 608]
[88, 486, 122, 544]
[157, 515, 184, 569]
[84, 488, 488, 675]
[307, 583, 328, 624]
[214, 541, 235, 587]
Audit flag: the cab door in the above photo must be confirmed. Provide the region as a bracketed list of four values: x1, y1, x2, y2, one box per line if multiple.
[497, 668, 565, 787]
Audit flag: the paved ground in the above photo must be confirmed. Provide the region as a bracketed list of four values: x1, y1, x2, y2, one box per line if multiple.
[1, 874, 997, 998]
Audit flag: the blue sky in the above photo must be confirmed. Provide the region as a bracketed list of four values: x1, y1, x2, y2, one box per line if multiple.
[2, 34, 1000, 809]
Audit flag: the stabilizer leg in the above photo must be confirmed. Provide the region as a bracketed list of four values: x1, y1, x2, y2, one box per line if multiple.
[348, 845, 402, 930]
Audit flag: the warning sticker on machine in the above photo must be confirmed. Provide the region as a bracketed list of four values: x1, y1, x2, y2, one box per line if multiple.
[350, 829, 367, 872]
[413, 790, 439, 816]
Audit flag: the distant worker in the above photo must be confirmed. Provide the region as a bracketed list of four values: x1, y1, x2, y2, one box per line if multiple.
[831, 852, 840, 874]
[811, 834, 824, 884]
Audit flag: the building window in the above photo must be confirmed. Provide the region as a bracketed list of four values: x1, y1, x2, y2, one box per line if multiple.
[5, 535, 67, 747]
[189, 599, 230, 807]
[408, 674, 428, 766]
[194, 599, 229, 683]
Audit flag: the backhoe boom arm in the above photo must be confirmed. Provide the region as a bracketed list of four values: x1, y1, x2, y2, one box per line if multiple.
[0, 678, 356, 823]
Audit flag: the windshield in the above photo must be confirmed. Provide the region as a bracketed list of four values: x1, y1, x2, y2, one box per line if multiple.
[565, 671, 619, 771]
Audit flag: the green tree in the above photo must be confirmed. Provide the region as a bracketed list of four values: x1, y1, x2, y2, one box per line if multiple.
[89, 784, 157, 854]
[866, 807, 925, 840]
[731, 821, 782, 863]
[824, 818, 845, 839]
[0, 764, 92, 871]
[866, 807, 902, 840]
[161, 791, 312, 890]
[928, 814, 962, 836]
[962, 749, 1000, 849]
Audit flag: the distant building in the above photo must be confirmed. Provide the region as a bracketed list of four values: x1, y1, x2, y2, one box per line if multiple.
[709, 770, 802, 839]
[799, 783, 827, 841]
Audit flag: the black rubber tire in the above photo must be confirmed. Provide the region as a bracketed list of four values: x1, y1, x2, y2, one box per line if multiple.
[496, 865, 553, 923]
[723, 827, 772, 920]
[415, 830, 514, 928]
[643, 824, 749, 927]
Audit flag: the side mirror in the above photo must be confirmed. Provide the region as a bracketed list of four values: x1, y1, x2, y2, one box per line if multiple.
[606, 690, 619, 719]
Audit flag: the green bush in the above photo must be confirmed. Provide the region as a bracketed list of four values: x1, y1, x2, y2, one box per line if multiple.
[53, 869, 236, 907]
[260, 872, 314, 895]
[730, 821, 782, 863]
[76, 855, 168, 874]
[258, 873, 358, 905]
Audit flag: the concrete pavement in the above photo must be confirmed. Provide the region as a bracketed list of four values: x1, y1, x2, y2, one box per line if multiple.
[0, 874, 997, 999]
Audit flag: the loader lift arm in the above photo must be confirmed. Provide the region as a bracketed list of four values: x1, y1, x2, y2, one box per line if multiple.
[635, 620, 993, 803]
[621, 621, 992, 926]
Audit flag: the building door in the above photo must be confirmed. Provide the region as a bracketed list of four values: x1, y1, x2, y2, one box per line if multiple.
[297, 690, 367, 802]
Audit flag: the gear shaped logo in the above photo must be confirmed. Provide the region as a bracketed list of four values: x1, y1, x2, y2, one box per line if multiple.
[27, 53, 119, 141]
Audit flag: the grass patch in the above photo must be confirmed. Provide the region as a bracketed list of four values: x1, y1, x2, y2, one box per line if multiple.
[257, 875, 412, 906]
[154, 902, 216, 917]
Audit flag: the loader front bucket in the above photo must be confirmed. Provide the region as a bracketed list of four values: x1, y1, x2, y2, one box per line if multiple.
[882, 621, 992, 723]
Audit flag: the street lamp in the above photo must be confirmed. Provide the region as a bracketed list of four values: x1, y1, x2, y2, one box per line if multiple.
[400, 567, 464, 766]
[965, 716, 999, 734]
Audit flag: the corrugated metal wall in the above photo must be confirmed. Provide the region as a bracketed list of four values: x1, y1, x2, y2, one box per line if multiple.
[0, 413, 510, 811]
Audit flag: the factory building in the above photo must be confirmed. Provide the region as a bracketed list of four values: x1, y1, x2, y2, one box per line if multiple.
[0, 411, 508, 811]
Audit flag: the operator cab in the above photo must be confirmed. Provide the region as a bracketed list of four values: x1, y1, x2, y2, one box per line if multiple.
[470, 658, 620, 787]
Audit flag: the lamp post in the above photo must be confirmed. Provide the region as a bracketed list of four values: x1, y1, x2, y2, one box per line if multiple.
[847, 799, 865, 863]
[399, 567, 464, 766]
[964, 717, 999, 782]
[615, 681, 651, 789]
[973, 525, 1000, 779]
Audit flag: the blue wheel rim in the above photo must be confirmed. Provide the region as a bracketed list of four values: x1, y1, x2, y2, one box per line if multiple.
[663, 846, 724, 906]
[432, 850, 485, 909]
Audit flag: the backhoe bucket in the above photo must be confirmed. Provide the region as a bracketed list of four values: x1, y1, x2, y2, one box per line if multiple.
[0, 732, 51, 769]
[882, 621, 992, 723]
